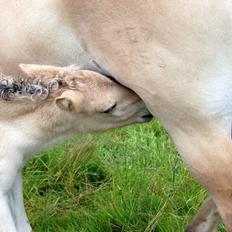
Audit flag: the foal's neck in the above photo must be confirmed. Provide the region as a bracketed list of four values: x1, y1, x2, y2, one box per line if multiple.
[0, 99, 73, 158]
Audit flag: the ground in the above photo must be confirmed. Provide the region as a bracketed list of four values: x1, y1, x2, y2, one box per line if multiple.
[23, 120, 226, 232]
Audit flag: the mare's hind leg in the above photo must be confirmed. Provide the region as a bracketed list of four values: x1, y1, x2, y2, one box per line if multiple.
[185, 197, 220, 232]
[173, 125, 232, 232]
[212, 193, 232, 232]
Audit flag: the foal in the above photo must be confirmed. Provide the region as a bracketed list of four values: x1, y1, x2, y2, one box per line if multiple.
[0, 64, 152, 232]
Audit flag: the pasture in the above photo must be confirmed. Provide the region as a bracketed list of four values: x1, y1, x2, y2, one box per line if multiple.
[23, 120, 225, 232]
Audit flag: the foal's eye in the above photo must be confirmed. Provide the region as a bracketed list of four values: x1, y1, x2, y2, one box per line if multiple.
[102, 103, 117, 114]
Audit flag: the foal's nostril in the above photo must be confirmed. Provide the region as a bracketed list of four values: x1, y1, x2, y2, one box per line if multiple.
[141, 114, 153, 122]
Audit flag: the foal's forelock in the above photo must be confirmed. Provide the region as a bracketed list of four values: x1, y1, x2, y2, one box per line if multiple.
[0, 74, 65, 101]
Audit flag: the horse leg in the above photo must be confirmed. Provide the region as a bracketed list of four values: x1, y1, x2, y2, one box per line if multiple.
[211, 192, 232, 232]
[172, 125, 232, 232]
[8, 171, 32, 232]
[185, 197, 220, 232]
[0, 155, 22, 232]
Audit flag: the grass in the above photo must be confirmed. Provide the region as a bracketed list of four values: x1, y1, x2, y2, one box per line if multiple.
[23, 120, 226, 232]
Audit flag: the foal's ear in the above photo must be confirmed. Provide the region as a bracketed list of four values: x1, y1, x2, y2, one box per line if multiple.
[55, 90, 83, 112]
[19, 64, 64, 78]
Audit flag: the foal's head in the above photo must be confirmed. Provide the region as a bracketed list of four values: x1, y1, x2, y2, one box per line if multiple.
[3, 64, 152, 132]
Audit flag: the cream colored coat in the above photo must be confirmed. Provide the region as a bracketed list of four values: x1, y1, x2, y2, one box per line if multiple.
[0, 63, 151, 232]
[1, 1, 232, 231]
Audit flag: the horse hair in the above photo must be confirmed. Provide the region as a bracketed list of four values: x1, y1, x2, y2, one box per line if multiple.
[0, 61, 115, 101]
[0, 74, 65, 101]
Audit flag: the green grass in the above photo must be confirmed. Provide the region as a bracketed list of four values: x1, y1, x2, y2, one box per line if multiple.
[23, 120, 225, 232]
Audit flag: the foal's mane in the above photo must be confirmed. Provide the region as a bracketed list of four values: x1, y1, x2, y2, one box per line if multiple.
[0, 73, 66, 101]
[0, 61, 114, 102]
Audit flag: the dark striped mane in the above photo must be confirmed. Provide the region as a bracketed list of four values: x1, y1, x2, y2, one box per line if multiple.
[0, 74, 65, 101]
[0, 61, 115, 101]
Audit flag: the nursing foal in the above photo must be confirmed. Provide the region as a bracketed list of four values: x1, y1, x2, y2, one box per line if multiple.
[0, 64, 151, 232]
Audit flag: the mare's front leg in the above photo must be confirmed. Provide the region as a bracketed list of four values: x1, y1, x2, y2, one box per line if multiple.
[8, 171, 32, 232]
